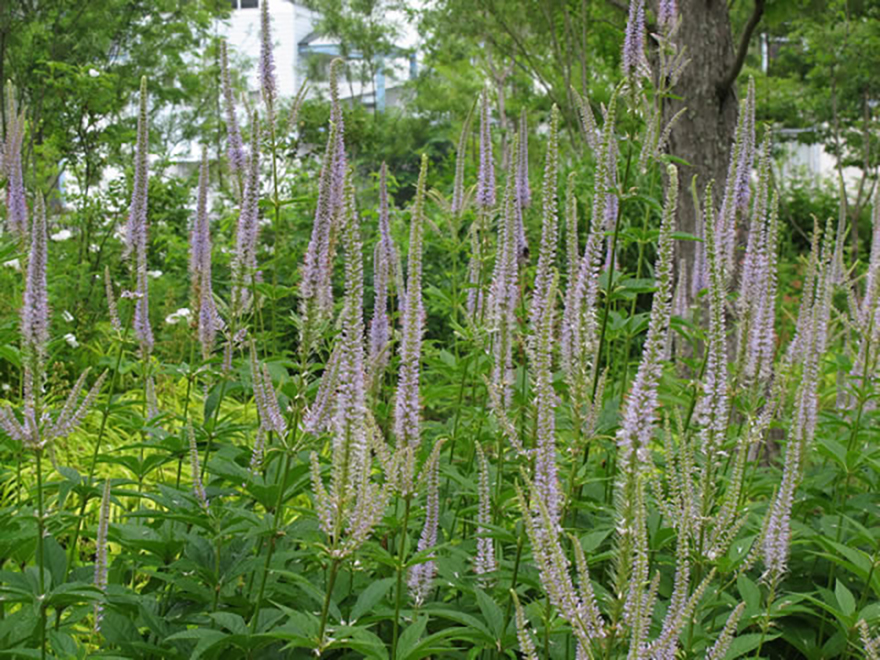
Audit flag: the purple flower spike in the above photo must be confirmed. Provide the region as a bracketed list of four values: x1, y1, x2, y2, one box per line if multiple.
[125, 77, 150, 263]
[368, 163, 398, 385]
[528, 105, 560, 339]
[475, 90, 496, 210]
[3, 82, 27, 238]
[515, 108, 531, 209]
[260, 0, 277, 126]
[658, 0, 677, 30]
[408, 442, 443, 606]
[231, 113, 261, 316]
[22, 194, 49, 358]
[621, 0, 649, 79]
[220, 41, 246, 176]
[394, 155, 428, 449]
[474, 443, 496, 578]
[93, 480, 112, 633]
[451, 103, 475, 215]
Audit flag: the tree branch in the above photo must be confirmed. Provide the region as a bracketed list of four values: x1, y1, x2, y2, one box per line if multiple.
[717, 0, 765, 94]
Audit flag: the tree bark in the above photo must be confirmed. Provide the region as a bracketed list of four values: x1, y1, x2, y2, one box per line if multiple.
[665, 0, 740, 268]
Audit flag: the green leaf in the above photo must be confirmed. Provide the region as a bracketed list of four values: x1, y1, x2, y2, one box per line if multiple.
[351, 577, 395, 622]
[475, 588, 504, 641]
[737, 574, 760, 614]
[835, 580, 856, 618]
[397, 614, 428, 660]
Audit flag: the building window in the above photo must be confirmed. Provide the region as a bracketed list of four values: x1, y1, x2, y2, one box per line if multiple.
[230, 0, 258, 8]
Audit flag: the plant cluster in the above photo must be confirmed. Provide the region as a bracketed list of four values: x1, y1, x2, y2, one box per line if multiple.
[0, 2, 879, 659]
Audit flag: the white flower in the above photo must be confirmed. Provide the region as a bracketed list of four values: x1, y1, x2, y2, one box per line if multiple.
[64, 333, 79, 348]
[62, 310, 74, 323]
[165, 308, 192, 326]
[50, 229, 73, 242]
[1, 383, 10, 392]
[88, 68, 101, 78]
[3, 259, 21, 271]
[89, 243, 100, 253]
[147, 270, 163, 279]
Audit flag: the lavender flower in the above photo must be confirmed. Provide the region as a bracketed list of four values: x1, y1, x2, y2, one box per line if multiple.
[858, 620, 880, 660]
[696, 183, 730, 511]
[93, 479, 112, 632]
[300, 60, 347, 349]
[104, 267, 122, 333]
[408, 441, 443, 606]
[474, 442, 495, 577]
[3, 81, 27, 238]
[657, 0, 677, 30]
[231, 113, 261, 316]
[188, 423, 209, 510]
[451, 101, 475, 215]
[303, 343, 342, 435]
[512, 592, 539, 660]
[311, 171, 387, 559]
[487, 135, 521, 415]
[565, 172, 579, 283]
[516, 108, 531, 209]
[259, 0, 277, 127]
[393, 154, 428, 448]
[368, 163, 398, 385]
[518, 481, 606, 653]
[249, 342, 287, 436]
[220, 41, 246, 176]
[561, 90, 619, 409]
[572, 89, 599, 152]
[704, 604, 745, 660]
[189, 148, 210, 308]
[125, 77, 150, 262]
[621, 0, 649, 80]
[475, 90, 496, 210]
[762, 225, 832, 579]
[21, 194, 49, 358]
[528, 105, 560, 339]
[615, 165, 678, 477]
[532, 274, 561, 523]
[718, 79, 756, 280]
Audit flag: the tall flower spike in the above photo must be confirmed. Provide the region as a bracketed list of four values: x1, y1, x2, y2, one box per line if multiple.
[259, 0, 277, 127]
[512, 592, 539, 660]
[705, 603, 745, 659]
[368, 163, 398, 386]
[615, 165, 678, 478]
[657, 0, 678, 30]
[299, 59, 347, 348]
[231, 112, 261, 316]
[515, 108, 531, 209]
[858, 620, 880, 660]
[125, 77, 150, 262]
[762, 227, 831, 579]
[532, 274, 561, 523]
[474, 442, 496, 578]
[249, 342, 287, 435]
[393, 154, 428, 448]
[696, 182, 730, 513]
[475, 90, 496, 210]
[104, 267, 122, 333]
[331, 168, 368, 501]
[188, 423, 209, 510]
[3, 81, 27, 238]
[22, 194, 49, 359]
[718, 79, 756, 280]
[220, 41, 246, 176]
[528, 105, 560, 340]
[565, 172, 579, 284]
[451, 101, 475, 216]
[93, 479, 112, 633]
[561, 88, 619, 406]
[621, 0, 649, 80]
[487, 134, 521, 414]
[408, 441, 443, 606]
[189, 148, 210, 310]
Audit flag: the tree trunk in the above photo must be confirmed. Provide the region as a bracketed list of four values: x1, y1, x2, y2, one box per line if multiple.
[665, 0, 740, 269]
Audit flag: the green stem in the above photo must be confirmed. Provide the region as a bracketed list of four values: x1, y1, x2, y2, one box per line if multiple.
[36, 449, 46, 660]
[317, 558, 342, 648]
[390, 495, 413, 660]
